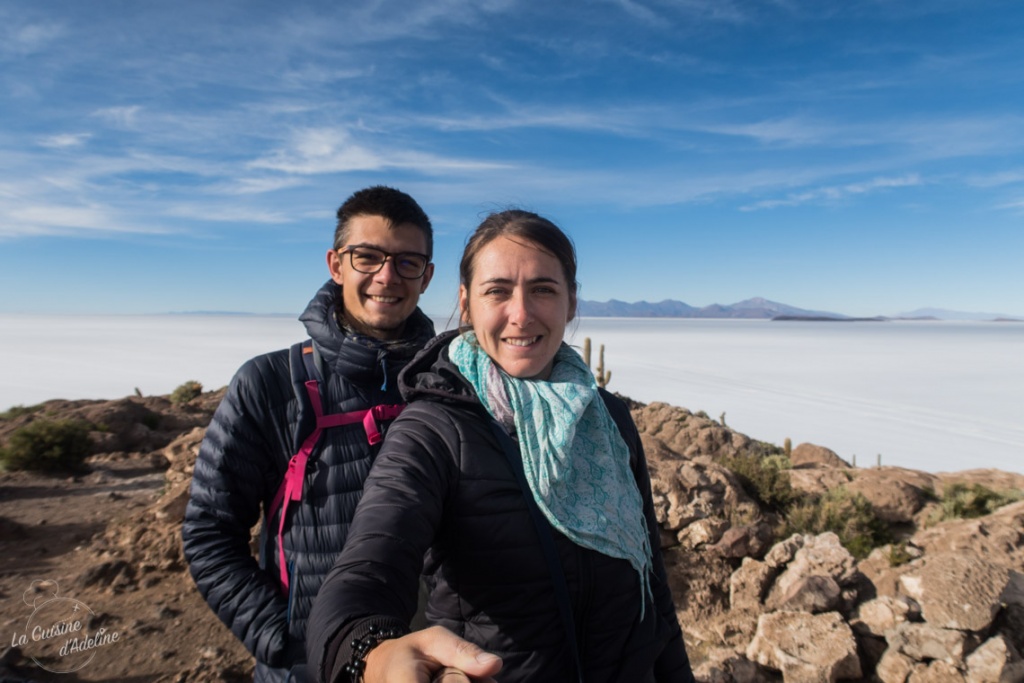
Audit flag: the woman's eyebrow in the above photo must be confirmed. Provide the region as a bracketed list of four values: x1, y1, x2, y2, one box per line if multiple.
[479, 276, 561, 285]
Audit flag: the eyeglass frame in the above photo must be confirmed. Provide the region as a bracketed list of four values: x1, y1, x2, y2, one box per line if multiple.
[337, 244, 431, 280]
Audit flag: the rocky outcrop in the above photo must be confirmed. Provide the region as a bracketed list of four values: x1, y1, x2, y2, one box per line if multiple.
[632, 402, 751, 461]
[635, 404, 1024, 683]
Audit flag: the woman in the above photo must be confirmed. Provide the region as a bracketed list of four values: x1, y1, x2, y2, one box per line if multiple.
[307, 210, 693, 683]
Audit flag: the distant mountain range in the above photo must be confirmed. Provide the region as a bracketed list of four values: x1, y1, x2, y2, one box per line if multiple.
[577, 298, 1022, 321]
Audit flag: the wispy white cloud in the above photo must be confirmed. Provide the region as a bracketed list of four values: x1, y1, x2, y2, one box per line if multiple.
[37, 133, 92, 149]
[0, 204, 165, 239]
[164, 205, 294, 224]
[740, 174, 923, 211]
[0, 20, 65, 56]
[603, 0, 661, 24]
[92, 106, 144, 129]
[965, 170, 1024, 188]
[210, 177, 309, 196]
[689, 116, 842, 146]
[248, 127, 510, 175]
[995, 197, 1024, 212]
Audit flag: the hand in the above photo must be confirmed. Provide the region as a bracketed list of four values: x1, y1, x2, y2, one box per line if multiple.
[363, 625, 502, 683]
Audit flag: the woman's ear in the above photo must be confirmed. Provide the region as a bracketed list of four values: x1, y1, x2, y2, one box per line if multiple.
[458, 285, 471, 326]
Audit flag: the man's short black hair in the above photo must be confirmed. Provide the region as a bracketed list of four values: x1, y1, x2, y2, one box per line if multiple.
[334, 186, 433, 257]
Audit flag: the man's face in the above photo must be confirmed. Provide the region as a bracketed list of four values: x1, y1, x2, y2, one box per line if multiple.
[327, 215, 434, 341]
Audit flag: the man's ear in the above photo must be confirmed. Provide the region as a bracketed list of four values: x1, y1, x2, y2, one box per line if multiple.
[326, 249, 344, 285]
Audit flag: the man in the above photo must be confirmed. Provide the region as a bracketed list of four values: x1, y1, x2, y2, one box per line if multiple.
[182, 187, 500, 683]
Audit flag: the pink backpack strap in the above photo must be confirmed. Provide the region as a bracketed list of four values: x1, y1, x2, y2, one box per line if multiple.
[267, 376, 405, 593]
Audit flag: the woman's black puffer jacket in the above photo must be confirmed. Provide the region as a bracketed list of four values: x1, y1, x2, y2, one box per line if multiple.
[307, 330, 694, 683]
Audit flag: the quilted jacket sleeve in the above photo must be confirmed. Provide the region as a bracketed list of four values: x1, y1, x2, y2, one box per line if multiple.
[182, 355, 293, 666]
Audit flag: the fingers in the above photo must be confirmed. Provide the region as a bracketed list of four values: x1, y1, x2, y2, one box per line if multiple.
[418, 626, 503, 678]
[430, 667, 470, 682]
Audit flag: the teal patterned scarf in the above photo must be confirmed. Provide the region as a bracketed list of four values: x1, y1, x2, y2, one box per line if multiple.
[449, 332, 653, 616]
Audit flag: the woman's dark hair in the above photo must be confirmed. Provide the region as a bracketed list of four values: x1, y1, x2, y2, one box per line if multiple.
[460, 209, 578, 309]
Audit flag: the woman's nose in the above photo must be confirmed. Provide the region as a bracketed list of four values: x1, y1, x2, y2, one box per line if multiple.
[508, 292, 533, 325]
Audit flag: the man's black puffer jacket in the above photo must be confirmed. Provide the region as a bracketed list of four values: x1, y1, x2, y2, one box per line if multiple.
[307, 329, 694, 683]
[182, 281, 435, 671]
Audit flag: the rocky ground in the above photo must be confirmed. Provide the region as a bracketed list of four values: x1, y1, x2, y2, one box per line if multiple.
[1, 393, 1022, 682]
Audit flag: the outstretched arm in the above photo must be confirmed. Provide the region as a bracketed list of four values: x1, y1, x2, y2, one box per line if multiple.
[362, 626, 502, 683]
[308, 408, 501, 682]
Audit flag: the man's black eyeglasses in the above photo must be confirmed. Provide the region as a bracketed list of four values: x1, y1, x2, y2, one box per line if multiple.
[339, 246, 430, 280]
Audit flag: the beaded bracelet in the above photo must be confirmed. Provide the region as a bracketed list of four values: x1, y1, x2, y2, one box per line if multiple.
[342, 624, 403, 682]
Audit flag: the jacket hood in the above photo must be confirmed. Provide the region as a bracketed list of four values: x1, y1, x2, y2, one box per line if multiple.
[299, 280, 436, 390]
[397, 328, 480, 408]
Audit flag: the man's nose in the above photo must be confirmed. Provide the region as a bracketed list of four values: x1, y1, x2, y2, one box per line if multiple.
[373, 257, 403, 283]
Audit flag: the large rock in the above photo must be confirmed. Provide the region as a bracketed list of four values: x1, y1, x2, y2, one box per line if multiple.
[790, 443, 849, 469]
[886, 622, 972, 668]
[730, 558, 776, 611]
[852, 596, 914, 638]
[648, 459, 761, 543]
[765, 534, 806, 568]
[899, 553, 1024, 632]
[787, 467, 856, 497]
[746, 611, 861, 682]
[691, 648, 762, 683]
[768, 533, 858, 608]
[857, 544, 925, 601]
[907, 660, 966, 682]
[876, 648, 916, 683]
[767, 574, 842, 615]
[632, 402, 750, 460]
[965, 635, 1024, 683]
[712, 524, 774, 560]
[910, 501, 1024, 572]
[678, 517, 729, 549]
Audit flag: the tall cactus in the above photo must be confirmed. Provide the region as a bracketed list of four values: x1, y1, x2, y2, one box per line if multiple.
[582, 337, 612, 388]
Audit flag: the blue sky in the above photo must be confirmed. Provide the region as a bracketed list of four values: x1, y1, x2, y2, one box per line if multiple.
[2, 0, 1022, 318]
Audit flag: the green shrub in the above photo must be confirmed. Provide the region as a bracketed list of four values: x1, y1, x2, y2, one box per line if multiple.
[934, 483, 1023, 521]
[0, 404, 43, 421]
[0, 419, 94, 471]
[170, 380, 203, 405]
[781, 487, 892, 559]
[919, 485, 940, 503]
[721, 450, 795, 512]
[887, 543, 914, 567]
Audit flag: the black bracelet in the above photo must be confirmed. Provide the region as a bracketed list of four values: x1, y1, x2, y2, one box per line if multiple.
[342, 624, 403, 682]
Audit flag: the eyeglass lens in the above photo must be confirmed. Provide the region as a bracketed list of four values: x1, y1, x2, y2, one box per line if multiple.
[347, 247, 427, 279]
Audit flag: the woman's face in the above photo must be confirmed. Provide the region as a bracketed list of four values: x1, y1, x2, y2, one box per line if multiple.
[459, 236, 575, 380]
